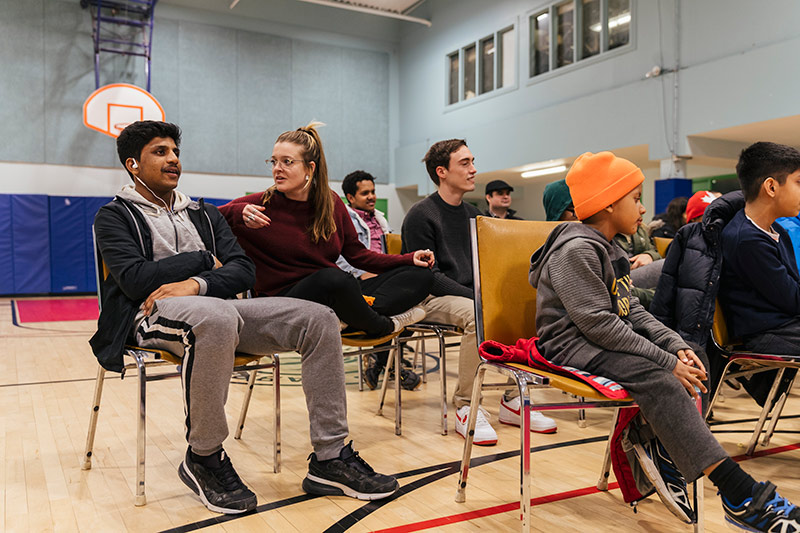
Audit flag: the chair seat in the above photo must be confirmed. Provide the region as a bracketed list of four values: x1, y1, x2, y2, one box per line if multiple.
[341, 330, 401, 347]
[124, 345, 268, 367]
[503, 362, 634, 401]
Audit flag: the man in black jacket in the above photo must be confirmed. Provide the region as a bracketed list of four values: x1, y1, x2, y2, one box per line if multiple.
[91, 121, 398, 515]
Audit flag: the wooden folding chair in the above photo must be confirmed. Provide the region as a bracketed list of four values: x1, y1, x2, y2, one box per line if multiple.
[82, 234, 280, 507]
[654, 236, 673, 257]
[455, 216, 703, 533]
[708, 299, 800, 455]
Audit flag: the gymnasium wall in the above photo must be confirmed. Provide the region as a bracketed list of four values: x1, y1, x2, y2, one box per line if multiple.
[394, 0, 800, 209]
[0, 0, 392, 182]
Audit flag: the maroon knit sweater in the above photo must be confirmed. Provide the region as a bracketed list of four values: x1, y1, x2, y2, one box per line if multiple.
[220, 190, 415, 295]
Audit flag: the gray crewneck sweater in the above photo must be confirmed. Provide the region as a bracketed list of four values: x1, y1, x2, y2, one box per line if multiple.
[529, 222, 687, 370]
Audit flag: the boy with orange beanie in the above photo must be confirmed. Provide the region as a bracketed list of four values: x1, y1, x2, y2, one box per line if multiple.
[529, 151, 799, 531]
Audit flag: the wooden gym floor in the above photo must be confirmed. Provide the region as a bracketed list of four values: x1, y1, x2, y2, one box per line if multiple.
[2, 295, 799, 532]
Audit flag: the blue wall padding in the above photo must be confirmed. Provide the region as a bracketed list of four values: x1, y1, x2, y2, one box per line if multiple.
[777, 217, 800, 271]
[0, 195, 13, 294]
[84, 197, 112, 292]
[201, 197, 233, 208]
[654, 178, 693, 214]
[11, 194, 50, 293]
[49, 196, 89, 293]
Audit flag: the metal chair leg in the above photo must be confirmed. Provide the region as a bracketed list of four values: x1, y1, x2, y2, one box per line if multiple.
[693, 477, 704, 532]
[705, 359, 738, 422]
[421, 336, 427, 384]
[761, 371, 795, 447]
[377, 345, 393, 416]
[596, 407, 621, 490]
[272, 354, 281, 473]
[134, 352, 147, 507]
[746, 367, 785, 455]
[518, 374, 532, 533]
[358, 350, 365, 392]
[82, 365, 107, 471]
[437, 327, 448, 435]
[234, 364, 259, 440]
[455, 364, 488, 504]
[578, 399, 587, 428]
[394, 336, 402, 436]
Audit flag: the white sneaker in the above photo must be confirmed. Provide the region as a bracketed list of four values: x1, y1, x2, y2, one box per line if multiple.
[499, 396, 557, 434]
[455, 405, 498, 446]
[390, 306, 426, 333]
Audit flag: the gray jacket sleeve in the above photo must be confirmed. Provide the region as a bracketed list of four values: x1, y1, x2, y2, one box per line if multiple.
[547, 243, 678, 370]
[628, 298, 690, 354]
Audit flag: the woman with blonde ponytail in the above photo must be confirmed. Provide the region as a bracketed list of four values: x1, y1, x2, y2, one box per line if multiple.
[220, 122, 435, 337]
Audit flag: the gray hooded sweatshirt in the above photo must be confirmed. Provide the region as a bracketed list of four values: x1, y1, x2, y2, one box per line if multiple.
[118, 185, 210, 328]
[529, 222, 687, 370]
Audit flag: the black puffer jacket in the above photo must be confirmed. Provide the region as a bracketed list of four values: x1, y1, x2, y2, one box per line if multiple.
[89, 196, 255, 372]
[650, 191, 745, 345]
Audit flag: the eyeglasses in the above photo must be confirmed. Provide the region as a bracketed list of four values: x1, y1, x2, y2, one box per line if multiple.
[266, 157, 305, 170]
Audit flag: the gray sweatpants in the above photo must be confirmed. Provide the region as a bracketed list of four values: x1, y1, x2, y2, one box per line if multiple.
[135, 296, 348, 460]
[580, 350, 728, 482]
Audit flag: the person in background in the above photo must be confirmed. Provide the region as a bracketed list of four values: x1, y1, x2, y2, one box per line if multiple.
[543, 179, 578, 222]
[544, 177, 660, 308]
[531, 150, 800, 532]
[92, 120, 400, 511]
[651, 196, 689, 239]
[720, 141, 800, 413]
[484, 179, 523, 219]
[220, 122, 434, 340]
[685, 190, 722, 224]
[337, 169, 422, 391]
[403, 139, 557, 446]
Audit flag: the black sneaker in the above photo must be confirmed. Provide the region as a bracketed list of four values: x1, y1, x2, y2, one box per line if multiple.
[302, 441, 399, 500]
[364, 355, 383, 391]
[722, 481, 800, 532]
[633, 439, 695, 523]
[392, 367, 421, 391]
[178, 448, 257, 514]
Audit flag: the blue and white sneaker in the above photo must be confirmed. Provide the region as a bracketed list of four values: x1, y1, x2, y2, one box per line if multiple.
[633, 438, 695, 523]
[721, 481, 800, 532]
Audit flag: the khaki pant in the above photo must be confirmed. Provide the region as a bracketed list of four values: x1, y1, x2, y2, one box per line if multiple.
[422, 295, 516, 408]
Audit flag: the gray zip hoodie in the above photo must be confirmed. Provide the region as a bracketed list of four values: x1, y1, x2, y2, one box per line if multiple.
[529, 222, 687, 370]
[117, 184, 209, 295]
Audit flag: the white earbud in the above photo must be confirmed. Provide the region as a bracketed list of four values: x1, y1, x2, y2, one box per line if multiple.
[131, 160, 138, 169]
[305, 175, 309, 181]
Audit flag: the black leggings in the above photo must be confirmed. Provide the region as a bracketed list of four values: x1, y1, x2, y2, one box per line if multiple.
[279, 266, 433, 337]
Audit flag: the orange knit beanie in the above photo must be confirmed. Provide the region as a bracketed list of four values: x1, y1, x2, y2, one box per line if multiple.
[565, 151, 644, 220]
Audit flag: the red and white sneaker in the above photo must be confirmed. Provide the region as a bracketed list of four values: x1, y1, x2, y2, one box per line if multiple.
[499, 396, 557, 434]
[455, 405, 498, 446]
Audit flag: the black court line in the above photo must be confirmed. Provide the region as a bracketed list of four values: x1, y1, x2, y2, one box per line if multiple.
[710, 413, 800, 426]
[159, 435, 607, 533]
[0, 375, 120, 388]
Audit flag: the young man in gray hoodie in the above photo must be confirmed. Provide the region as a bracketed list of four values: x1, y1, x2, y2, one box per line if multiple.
[529, 151, 799, 531]
[91, 121, 398, 515]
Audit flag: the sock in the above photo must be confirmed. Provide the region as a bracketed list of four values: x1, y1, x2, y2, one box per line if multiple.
[190, 447, 223, 468]
[708, 457, 757, 506]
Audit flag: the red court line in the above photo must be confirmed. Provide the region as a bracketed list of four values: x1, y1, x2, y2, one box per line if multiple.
[370, 483, 620, 533]
[13, 298, 99, 323]
[373, 442, 800, 533]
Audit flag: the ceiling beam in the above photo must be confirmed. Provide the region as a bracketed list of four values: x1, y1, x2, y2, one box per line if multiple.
[295, 0, 431, 26]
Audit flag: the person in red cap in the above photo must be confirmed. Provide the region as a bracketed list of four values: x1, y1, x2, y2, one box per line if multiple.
[685, 190, 721, 223]
[530, 151, 799, 531]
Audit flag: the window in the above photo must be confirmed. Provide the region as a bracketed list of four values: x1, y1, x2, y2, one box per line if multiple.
[499, 27, 515, 88]
[448, 52, 459, 105]
[556, 2, 574, 68]
[446, 24, 516, 106]
[530, 11, 550, 77]
[463, 44, 476, 100]
[581, 0, 601, 59]
[608, 0, 631, 50]
[529, 0, 632, 79]
[479, 36, 494, 95]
